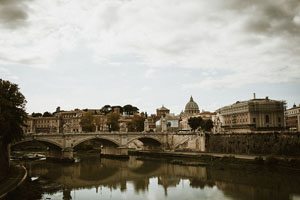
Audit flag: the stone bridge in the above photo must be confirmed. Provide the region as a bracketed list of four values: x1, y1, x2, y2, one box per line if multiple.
[12, 132, 206, 160]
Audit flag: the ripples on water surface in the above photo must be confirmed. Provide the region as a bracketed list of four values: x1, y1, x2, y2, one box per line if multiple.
[6, 153, 300, 200]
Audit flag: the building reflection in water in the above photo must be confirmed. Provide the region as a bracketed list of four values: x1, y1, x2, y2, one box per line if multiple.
[15, 154, 300, 200]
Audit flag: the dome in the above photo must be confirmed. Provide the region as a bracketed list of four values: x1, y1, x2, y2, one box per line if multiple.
[184, 96, 200, 114]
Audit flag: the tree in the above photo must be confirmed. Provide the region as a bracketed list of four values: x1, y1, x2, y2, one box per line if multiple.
[100, 105, 112, 115]
[123, 104, 139, 115]
[201, 119, 214, 132]
[127, 115, 145, 132]
[32, 112, 42, 117]
[106, 112, 120, 132]
[80, 111, 96, 132]
[0, 79, 27, 144]
[0, 79, 27, 179]
[43, 111, 53, 117]
[188, 117, 203, 132]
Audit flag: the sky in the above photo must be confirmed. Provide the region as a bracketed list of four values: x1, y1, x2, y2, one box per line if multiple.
[0, 0, 300, 115]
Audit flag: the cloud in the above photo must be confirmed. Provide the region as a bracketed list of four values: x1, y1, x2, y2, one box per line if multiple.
[144, 69, 156, 79]
[0, 0, 32, 29]
[0, 0, 299, 89]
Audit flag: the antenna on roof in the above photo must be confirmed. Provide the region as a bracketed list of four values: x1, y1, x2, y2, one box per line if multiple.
[253, 93, 256, 99]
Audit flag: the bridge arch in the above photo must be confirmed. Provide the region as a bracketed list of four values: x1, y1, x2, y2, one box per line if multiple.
[72, 136, 121, 149]
[127, 136, 162, 146]
[12, 138, 63, 149]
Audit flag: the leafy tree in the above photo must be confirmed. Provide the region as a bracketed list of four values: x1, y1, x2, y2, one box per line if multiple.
[43, 111, 53, 117]
[127, 115, 145, 132]
[123, 104, 139, 115]
[0, 79, 27, 144]
[106, 112, 120, 132]
[201, 119, 214, 132]
[32, 112, 42, 117]
[80, 111, 96, 132]
[188, 117, 203, 132]
[100, 105, 112, 115]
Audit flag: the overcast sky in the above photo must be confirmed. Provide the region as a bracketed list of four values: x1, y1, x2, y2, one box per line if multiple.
[1, 0, 300, 114]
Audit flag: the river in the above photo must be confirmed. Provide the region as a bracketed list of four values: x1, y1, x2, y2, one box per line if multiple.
[5, 152, 300, 200]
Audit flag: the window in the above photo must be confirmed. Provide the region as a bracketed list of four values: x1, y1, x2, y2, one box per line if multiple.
[253, 118, 256, 123]
[266, 115, 269, 123]
[278, 117, 281, 122]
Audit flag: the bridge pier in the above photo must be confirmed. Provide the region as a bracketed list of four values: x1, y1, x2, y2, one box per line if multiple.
[47, 147, 74, 162]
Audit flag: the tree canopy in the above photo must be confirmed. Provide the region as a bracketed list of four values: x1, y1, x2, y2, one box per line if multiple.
[123, 104, 139, 115]
[0, 79, 27, 144]
[106, 112, 120, 132]
[201, 119, 214, 132]
[80, 111, 96, 132]
[188, 117, 203, 132]
[43, 111, 53, 117]
[32, 112, 42, 117]
[100, 105, 112, 115]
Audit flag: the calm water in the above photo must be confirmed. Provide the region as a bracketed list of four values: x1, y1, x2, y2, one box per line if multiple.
[6, 153, 300, 200]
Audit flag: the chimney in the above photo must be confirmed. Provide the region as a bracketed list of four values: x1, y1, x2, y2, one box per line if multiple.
[253, 93, 256, 99]
[266, 96, 269, 100]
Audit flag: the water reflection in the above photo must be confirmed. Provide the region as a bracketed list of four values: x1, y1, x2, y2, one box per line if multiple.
[6, 153, 300, 200]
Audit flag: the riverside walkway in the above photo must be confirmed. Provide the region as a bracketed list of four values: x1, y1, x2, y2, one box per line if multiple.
[0, 163, 27, 199]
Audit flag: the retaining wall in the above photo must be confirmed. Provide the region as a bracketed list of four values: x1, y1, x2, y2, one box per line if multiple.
[206, 133, 300, 156]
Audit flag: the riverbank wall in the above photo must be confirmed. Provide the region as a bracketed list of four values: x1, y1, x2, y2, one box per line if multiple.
[206, 133, 300, 156]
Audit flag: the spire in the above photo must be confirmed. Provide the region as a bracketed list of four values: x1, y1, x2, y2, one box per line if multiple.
[190, 96, 194, 102]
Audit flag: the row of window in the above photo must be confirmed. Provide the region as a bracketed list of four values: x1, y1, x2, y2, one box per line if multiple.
[286, 110, 300, 115]
[35, 120, 58, 124]
[252, 116, 281, 123]
[62, 114, 79, 118]
[225, 118, 248, 124]
[225, 115, 282, 125]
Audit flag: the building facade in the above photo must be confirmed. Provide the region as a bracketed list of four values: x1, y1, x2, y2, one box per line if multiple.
[155, 113, 180, 132]
[24, 116, 59, 134]
[25, 110, 84, 134]
[219, 96, 285, 133]
[144, 114, 157, 132]
[285, 104, 300, 132]
[156, 105, 170, 119]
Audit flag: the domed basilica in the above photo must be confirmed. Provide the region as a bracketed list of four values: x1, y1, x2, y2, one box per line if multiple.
[184, 96, 200, 115]
[179, 96, 201, 130]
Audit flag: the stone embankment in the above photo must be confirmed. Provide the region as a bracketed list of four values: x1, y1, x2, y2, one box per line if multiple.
[206, 133, 300, 156]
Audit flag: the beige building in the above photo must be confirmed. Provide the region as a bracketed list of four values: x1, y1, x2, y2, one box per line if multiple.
[155, 113, 180, 132]
[25, 109, 84, 134]
[54, 110, 83, 133]
[219, 96, 285, 133]
[144, 114, 157, 132]
[24, 116, 59, 134]
[156, 105, 170, 119]
[285, 104, 300, 132]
